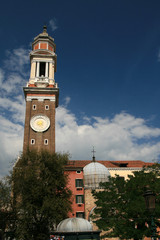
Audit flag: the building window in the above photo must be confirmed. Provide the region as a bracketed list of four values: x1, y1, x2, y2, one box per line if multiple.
[76, 212, 85, 218]
[76, 170, 81, 174]
[31, 139, 35, 145]
[45, 105, 49, 110]
[32, 105, 36, 110]
[76, 195, 84, 204]
[44, 139, 48, 145]
[75, 179, 83, 188]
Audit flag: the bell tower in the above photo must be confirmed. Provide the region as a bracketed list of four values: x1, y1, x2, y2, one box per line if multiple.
[23, 26, 59, 153]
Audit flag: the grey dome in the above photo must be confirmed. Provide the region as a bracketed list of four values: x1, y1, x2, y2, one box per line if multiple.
[83, 162, 110, 189]
[56, 217, 93, 232]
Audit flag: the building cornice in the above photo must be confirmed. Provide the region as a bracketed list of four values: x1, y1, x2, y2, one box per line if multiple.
[65, 167, 143, 171]
[108, 167, 143, 171]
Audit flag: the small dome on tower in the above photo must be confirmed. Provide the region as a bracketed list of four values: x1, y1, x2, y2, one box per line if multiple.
[56, 217, 93, 232]
[83, 161, 110, 189]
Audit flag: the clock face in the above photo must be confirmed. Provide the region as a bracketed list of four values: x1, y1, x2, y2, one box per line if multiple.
[30, 115, 50, 132]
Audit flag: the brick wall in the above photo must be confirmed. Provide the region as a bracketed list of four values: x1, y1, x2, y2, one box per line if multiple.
[23, 98, 55, 153]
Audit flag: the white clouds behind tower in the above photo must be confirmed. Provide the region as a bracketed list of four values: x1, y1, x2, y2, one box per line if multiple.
[0, 44, 160, 177]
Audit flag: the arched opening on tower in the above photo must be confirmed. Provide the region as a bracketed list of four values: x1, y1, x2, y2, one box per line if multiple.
[39, 62, 46, 76]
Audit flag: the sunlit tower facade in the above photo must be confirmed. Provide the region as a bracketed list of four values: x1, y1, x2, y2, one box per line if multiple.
[23, 26, 59, 153]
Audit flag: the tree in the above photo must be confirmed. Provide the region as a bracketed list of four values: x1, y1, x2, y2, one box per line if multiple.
[92, 165, 160, 240]
[11, 150, 72, 240]
[0, 176, 15, 240]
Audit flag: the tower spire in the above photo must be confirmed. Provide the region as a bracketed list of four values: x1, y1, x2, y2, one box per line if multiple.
[91, 146, 96, 162]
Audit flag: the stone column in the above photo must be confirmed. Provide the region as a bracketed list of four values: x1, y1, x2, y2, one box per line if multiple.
[36, 62, 40, 77]
[49, 62, 54, 82]
[30, 61, 36, 78]
[45, 62, 48, 77]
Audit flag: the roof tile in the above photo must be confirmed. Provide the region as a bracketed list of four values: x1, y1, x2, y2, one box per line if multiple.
[65, 160, 153, 169]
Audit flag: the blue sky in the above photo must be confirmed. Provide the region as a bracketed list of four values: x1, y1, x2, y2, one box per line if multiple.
[1, 0, 160, 176]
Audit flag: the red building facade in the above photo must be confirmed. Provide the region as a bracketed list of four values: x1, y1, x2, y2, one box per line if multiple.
[65, 160, 153, 220]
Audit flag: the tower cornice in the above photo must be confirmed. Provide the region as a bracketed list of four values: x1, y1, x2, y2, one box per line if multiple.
[23, 87, 59, 107]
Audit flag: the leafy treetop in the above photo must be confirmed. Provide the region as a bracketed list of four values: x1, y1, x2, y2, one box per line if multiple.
[11, 150, 72, 240]
[92, 164, 160, 240]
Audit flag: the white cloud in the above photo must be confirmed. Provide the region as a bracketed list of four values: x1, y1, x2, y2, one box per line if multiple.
[56, 107, 160, 162]
[0, 68, 4, 85]
[49, 18, 58, 31]
[4, 48, 30, 75]
[1, 45, 160, 178]
[158, 49, 160, 61]
[1, 73, 26, 93]
[1, 101, 160, 177]
[0, 96, 25, 177]
[64, 96, 71, 106]
[0, 47, 29, 177]
[0, 115, 23, 177]
[0, 47, 30, 95]
[0, 97, 25, 123]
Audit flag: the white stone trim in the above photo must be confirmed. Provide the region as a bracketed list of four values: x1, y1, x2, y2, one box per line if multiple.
[30, 50, 56, 58]
[29, 77, 55, 84]
[31, 139, 35, 145]
[108, 167, 143, 171]
[31, 59, 54, 63]
[49, 78, 54, 84]
[44, 139, 48, 145]
[26, 96, 56, 101]
[32, 104, 36, 110]
[45, 105, 49, 110]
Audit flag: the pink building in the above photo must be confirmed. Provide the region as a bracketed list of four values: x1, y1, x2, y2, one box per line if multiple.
[65, 159, 153, 220]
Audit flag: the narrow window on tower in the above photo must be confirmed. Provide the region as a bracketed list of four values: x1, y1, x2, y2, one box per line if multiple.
[32, 105, 36, 110]
[31, 139, 35, 145]
[44, 139, 48, 145]
[39, 62, 46, 76]
[45, 105, 49, 110]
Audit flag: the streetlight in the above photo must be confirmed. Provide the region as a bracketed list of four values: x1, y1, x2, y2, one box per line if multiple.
[143, 189, 157, 240]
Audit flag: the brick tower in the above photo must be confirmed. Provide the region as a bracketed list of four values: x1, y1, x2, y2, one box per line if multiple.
[23, 26, 59, 153]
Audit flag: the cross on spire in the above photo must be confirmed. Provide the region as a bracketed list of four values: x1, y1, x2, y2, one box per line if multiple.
[43, 24, 47, 33]
[91, 146, 96, 162]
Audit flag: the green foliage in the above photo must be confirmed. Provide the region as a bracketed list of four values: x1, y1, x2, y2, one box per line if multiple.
[92, 165, 160, 240]
[0, 176, 15, 240]
[11, 150, 72, 240]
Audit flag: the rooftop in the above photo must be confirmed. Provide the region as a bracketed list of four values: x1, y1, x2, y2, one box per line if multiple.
[65, 160, 153, 169]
